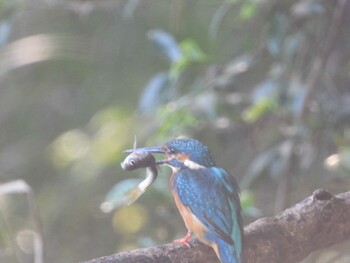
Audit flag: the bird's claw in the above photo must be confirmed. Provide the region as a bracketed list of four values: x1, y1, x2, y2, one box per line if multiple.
[173, 232, 192, 248]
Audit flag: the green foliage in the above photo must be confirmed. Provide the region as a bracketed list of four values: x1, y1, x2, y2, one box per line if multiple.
[240, 190, 261, 218]
[140, 31, 207, 115]
[0, 0, 23, 17]
[1, 0, 350, 262]
[170, 39, 207, 79]
[50, 107, 131, 178]
[156, 106, 198, 140]
[242, 98, 278, 123]
[238, 1, 258, 21]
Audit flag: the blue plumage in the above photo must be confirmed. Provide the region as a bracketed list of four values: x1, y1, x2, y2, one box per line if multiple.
[131, 138, 243, 263]
[171, 166, 242, 263]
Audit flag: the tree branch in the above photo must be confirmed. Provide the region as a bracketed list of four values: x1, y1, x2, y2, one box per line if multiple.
[84, 189, 350, 263]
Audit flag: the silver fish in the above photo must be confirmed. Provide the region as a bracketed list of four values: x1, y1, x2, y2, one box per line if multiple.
[120, 138, 158, 205]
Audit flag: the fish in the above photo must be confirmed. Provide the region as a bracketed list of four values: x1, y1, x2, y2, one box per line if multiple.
[121, 150, 157, 172]
[120, 138, 158, 205]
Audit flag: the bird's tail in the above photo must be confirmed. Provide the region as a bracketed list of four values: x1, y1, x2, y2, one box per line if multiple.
[215, 239, 241, 263]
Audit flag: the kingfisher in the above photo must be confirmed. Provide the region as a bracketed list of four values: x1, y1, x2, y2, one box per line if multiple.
[128, 138, 243, 263]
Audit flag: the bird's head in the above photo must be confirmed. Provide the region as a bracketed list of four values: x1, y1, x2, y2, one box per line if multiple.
[124, 138, 215, 170]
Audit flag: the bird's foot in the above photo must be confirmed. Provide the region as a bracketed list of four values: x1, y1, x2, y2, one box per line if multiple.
[173, 232, 192, 248]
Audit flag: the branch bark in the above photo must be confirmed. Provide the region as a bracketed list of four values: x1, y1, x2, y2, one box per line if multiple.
[84, 189, 350, 263]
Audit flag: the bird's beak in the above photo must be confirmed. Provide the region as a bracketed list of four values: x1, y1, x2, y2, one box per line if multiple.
[123, 146, 166, 154]
[123, 146, 169, 165]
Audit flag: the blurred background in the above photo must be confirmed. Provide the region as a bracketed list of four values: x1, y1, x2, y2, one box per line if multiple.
[0, 0, 349, 262]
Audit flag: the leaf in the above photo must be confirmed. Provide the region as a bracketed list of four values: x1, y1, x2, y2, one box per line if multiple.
[239, 1, 258, 21]
[180, 39, 206, 63]
[170, 39, 206, 79]
[242, 78, 280, 123]
[156, 107, 198, 139]
[240, 190, 262, 218]
[147, 29, 182, 64]
[138, 72, 170, 114]
[240, 189, 254, 209]
[242, 98, 277, 123]
[208, 2, 234, 41]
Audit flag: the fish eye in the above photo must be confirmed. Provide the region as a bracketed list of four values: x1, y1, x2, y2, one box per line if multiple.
[129, 159, 136, 165]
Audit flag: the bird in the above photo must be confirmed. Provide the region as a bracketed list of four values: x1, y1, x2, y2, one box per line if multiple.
[129, 138, 243, 263]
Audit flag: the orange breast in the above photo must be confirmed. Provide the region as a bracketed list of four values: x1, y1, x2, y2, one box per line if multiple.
[172, 189, 209, 244]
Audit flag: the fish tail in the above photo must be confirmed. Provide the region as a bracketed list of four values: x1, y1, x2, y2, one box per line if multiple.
[123, 188, 144, 205]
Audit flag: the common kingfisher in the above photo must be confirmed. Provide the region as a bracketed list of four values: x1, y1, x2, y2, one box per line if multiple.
[128, 138, 243, 263]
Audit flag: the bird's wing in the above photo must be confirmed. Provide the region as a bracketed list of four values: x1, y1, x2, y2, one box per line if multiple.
[174, 167, 242, 245]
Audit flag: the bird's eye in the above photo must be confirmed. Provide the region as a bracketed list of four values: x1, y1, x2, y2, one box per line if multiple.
[168, 147, 176, 154]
